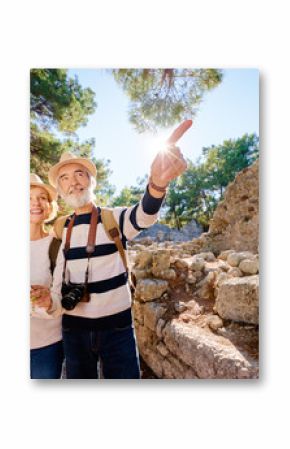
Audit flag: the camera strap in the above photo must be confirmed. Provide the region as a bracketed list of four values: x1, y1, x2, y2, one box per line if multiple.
[84, 205, 99, 284]
[62, 206, 99, 286]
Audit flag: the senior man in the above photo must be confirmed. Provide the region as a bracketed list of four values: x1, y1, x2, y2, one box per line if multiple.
[39, 120, 191, 379]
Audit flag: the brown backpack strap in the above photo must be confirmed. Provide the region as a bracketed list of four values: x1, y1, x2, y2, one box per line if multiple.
[108, 227, 129, 272]
[101, 208, 135, 291]
[53, 215, 70, 240]
[101, 208, 127, 269]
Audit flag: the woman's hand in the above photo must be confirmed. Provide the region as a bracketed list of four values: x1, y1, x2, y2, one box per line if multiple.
[30, 285, 52, 311]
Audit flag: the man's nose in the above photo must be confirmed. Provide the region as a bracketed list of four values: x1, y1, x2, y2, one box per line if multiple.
[68, 178, 78, 188]
[71, 173, 80, 184]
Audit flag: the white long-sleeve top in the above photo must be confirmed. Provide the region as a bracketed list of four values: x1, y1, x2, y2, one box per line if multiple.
[51, 187, 165, 319]
[30, 235, 62, 349]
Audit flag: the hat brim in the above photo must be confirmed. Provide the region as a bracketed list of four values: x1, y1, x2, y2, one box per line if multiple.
[30, 182, 57, 202]
[48, 158, 97, 187]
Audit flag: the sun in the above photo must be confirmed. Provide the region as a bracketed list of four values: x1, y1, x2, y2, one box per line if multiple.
[145, 131, 171, 158]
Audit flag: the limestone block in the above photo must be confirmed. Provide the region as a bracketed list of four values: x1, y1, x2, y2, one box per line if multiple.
[215, 275, 259, 324]
[163, 320, 258, 378]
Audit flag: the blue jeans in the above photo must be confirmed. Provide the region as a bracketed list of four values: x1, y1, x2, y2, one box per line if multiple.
[30, 340, 64, 379]
[62, 324, 140, 379]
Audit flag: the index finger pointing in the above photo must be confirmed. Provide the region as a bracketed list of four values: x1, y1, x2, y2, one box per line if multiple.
[166, 119, 192, 145]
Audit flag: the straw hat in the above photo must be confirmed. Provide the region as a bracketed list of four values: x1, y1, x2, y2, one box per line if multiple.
[48, 152, 97, 187]
[30, 173, 57, 202]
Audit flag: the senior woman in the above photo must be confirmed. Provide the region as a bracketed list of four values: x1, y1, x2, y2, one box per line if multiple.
[30, 173, 63, 379]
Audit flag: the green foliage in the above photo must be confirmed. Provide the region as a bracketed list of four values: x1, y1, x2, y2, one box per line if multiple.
[111, 69, 223, 132]
[30, 69, 115, 209]
[94, 158, 116, 206]
[111, 176, 147, 207]
[30, 69, 96, 132]
[30, 69, 97, 180]
[201, 133, 259, 197]
[161, 134, 259, 230]
[30, 123, 63, 181]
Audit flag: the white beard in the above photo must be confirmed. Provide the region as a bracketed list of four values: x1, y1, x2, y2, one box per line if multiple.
[61, 188, 94, 209]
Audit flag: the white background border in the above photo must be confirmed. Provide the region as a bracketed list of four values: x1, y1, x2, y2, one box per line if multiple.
[0, 1, 288, 447]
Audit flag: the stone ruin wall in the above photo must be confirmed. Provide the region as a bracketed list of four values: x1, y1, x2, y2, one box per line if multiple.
[128, 160, 259, 379]
[196, 160, 259, 254]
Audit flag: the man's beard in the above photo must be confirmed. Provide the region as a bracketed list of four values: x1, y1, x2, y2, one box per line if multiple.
[61, 187, 94, 209]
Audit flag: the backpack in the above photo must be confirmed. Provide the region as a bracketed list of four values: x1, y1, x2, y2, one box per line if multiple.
[48, 214, 68, 274]
[52, 207, 136, 291]
[48, 237, 62, 274]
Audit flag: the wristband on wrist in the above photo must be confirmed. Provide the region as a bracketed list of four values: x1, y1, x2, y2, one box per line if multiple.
[148, 176, 168, 193]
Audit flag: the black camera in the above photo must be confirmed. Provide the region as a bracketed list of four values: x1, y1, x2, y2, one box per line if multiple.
[61, 282, 88, 311]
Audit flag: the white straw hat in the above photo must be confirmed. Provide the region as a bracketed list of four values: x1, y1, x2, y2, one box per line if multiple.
[48, 152, 97, 187]
[30, 173, 57, 201]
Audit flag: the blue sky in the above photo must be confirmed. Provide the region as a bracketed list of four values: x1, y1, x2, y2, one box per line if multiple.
[67, 69, 259, 194]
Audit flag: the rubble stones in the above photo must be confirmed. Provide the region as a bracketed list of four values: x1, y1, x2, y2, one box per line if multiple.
[207, 315, 224, 331]
[134, 250, 153, 269]
[239, 258, 259, 275]
[134, 279, 169, 302]
[198, 252, 216, 262]
[190, 256, 205, 271]
[228, 267, 243, 277]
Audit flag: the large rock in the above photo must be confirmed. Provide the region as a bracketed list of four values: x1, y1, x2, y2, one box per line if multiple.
[194, 161, 259, 254]
[163, 320, 258, 379]
[215, 275, 259, 324]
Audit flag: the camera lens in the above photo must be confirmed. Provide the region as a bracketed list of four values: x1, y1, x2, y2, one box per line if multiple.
[61, 285, 85, 311]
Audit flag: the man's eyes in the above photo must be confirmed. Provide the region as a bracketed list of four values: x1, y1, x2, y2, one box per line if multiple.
[61, 172, 85, 181]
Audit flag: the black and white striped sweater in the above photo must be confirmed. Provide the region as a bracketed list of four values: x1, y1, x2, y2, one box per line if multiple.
[51, 186, 165, 323]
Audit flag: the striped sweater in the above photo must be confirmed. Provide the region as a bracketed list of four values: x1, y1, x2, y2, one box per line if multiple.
[51, 186, 165, 320]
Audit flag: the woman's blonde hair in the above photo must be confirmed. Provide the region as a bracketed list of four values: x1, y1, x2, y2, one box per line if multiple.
[44, 199, 58, 223]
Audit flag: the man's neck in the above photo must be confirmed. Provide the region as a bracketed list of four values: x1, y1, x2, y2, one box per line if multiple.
[74, 201, 95, 215]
